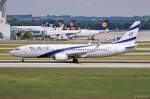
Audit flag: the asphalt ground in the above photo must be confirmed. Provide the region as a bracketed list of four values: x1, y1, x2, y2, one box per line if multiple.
[0, 60, 149, 68]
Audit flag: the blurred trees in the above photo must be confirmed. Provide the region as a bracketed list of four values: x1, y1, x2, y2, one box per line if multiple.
[7, 18, 150, 30]
[22, 32, 32, 39]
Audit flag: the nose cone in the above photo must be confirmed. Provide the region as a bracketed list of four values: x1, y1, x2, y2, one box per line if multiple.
[9, 50, 17, 56]
[9, 49, 26, 57]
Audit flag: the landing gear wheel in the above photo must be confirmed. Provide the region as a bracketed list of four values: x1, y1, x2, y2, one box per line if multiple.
[21, 59, 24, 62]
[73, 58, 79, 63]
[91, 35, 95, 40]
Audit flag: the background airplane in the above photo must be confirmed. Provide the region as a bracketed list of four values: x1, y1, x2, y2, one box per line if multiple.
[11, 20, 110, 40]
[67, 20, 110, 40]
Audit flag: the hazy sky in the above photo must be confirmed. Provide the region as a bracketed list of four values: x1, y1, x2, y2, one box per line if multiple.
[7, 0, 150, 17]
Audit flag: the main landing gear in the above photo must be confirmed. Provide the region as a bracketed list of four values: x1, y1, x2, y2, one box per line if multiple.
[73, 58, 79, 63]
[21, 58, 24, 62]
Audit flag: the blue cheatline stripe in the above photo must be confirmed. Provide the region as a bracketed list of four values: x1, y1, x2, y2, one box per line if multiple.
[128, 25, 140, 31]
[114, 37, 136, 44]
[38, 45, 93, 58]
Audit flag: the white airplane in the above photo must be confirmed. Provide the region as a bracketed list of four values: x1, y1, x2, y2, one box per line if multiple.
[9, 21, 140, 63]
[11, 25, 79, 40]
[11, 23, 65, 31]
[39, 20, 110, 40]
[11, 21, 109, 40]
[67, 29, 109, 40]
[11, 26, 53, 31]
[66, 20, 110, 39]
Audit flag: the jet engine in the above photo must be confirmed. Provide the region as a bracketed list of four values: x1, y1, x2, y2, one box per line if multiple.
[54, 53, 68, 61]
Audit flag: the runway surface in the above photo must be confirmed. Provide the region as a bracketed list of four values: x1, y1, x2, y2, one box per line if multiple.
[0, 60, 150, 68]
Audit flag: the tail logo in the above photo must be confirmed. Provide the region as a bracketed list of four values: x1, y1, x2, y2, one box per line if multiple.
[129, 32, 133, 37]
[69, 20, 75, 27]
[101, 22, 108, 28]
[70, 22, 74, 27]
[113, 21, 141, 44]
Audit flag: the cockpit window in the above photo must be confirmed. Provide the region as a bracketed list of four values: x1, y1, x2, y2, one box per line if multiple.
[13, 48, 20, 50]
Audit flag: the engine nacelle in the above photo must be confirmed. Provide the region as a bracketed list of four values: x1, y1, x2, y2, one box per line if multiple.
[54, 53, 68, 61]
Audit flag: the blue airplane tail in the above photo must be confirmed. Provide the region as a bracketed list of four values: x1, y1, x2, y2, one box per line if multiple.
[113, 21, 141, 47]
[69, 20, 75, 30]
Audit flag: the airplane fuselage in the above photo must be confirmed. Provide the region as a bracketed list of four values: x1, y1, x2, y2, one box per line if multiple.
[10, 44, 131, 59]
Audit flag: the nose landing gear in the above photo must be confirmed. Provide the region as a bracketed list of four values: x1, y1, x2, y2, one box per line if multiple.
[73, 58, 79, 63]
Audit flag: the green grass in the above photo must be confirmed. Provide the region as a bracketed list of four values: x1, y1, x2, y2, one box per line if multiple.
[138, 44, 150, 48]
[0, 68, 150, 99]
[135, 50, 150, 53]
[0, 45, 22, 48]
[0, 49, 12, 54]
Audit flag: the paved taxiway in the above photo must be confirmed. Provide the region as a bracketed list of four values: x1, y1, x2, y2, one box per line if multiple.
[0, 60, 149, 68]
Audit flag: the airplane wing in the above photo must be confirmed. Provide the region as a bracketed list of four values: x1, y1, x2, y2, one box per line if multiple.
[67, 51, 88, 58]
[65, 30, 81, 38]
[45, 30, 81, 40]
